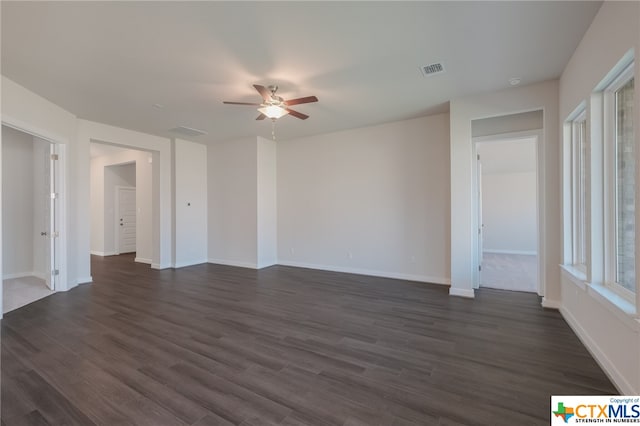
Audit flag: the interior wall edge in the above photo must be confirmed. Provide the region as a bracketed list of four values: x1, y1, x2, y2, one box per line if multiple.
[208, 258, 258, 270]
[277, 260, 451, 286]
[173, 259, 208, 269]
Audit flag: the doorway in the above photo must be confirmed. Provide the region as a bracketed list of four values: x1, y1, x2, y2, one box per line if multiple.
[2, 125, 59, 313]
[475, 135, 539, 293]
[89, 142, 152, 266]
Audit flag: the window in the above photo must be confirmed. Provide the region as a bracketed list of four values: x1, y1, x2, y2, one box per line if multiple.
[605, 63, 635, 298]
[571, 111, 588, 270]
[563, 54, 637, 308]
[614, 75, 635, 293]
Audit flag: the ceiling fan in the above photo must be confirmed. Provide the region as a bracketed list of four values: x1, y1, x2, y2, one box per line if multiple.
[223, 84, 318, 120]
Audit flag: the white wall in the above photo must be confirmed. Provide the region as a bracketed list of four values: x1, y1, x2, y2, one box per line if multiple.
[0, 76, 206, 309]
[478, 139, 537, 254]
[208, 137, 258, 267]
[2, 76, 77, 298]
[257, 136, 277, 268]
[1, 128, 58, 281]
[482, 172, 537, 254]
[277, 114, 451, 283]
[79, 120, 171, 269]
[2, 126, 35, 277]
[449, 80, 559, 299]
[558, 1, 640, 394]
[90, 148, 152, 262]
[472, 110, 543, 138]
[174, 139, 207, 268]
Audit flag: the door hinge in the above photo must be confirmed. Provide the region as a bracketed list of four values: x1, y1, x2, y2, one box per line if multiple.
[477, 154, 480, 161]
[479, 265, 482, 272]
[51, 192, 58, 199]
[51, 154, 59, 160]
[52, 269, 59, 276]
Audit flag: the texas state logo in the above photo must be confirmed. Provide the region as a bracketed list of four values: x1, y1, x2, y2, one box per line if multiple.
[553, 401, 576, 423]
[551, 396, 640, 425]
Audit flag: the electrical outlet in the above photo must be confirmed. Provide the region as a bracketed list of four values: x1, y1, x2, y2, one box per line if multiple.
[290, 248, 295, 255]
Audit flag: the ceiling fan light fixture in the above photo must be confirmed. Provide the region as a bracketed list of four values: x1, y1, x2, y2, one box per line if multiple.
[224, 84, 316, 121]
[258, 104, 289, 119]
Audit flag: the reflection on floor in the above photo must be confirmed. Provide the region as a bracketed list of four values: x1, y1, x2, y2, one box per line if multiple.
[3, 276, 54, 313]
[480, 252, 537, 293]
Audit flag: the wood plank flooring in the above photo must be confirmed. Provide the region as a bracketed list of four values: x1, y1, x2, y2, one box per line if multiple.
[2, 254, 617, 425]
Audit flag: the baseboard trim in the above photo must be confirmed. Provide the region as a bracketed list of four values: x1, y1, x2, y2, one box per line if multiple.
[277, 260, 450, 285]
[151, 263, 172, 270]
[90, 251, 117, 257]
[483, 249, 537, 256]
[560, 305, 634, 394]
[208, 259, 258, 269]
[134, 257, 152, 265]
[541, 297, 562, 309]
[3, 271, 44, 280]
[257, 261, 278, 270]
[449, 287, 475, 298]
[205, 258, 451, 285]
[173, 260, 208, 269]
[33, 272, 47, 281]
[76, 276, 93, 285]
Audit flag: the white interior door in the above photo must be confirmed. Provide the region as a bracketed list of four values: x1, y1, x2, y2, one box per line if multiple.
[116, 186, 136, 254]
[40, 143, 56, 290]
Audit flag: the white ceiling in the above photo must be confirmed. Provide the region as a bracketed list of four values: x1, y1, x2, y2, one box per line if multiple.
[1, 1, 601, 144]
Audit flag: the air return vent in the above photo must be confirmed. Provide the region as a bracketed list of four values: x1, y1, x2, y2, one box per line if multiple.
[421, 62, 445, 76]
[169, 126, 208, 137]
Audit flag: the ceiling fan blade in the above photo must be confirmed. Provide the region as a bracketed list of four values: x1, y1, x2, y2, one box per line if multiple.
[284, 96, 318, 106]
[253, 84, 272, 102]
[256, 113, 267, 120]
[223, 101, 261, 106]
[286, 108, 309, 120]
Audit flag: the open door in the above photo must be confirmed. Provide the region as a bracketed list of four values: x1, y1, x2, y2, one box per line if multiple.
[40, 144, 58, 290]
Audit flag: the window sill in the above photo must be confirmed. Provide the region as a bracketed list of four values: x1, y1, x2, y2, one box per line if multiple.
[560, 264, 587, 288]
[560, 265, 638, 327]
[588, 283, 637, 318]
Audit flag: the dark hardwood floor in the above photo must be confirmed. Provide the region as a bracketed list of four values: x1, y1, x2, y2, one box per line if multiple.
[2, 254, 616, 425]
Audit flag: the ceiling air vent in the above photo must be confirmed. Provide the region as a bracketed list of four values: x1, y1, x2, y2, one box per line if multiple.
[169, 126, 208, 137]
[421, 62, 445, 77]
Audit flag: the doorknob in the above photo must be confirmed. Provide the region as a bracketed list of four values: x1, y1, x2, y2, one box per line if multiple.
[41, 231, 47, 236]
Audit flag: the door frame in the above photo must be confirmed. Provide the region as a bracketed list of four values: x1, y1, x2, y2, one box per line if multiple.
[44, 142, 58, 290]
[472, 129, 543, 295]
[114, 185, 136, 255]
[1, 117, 68, 318]
[477, 156, 483, 285]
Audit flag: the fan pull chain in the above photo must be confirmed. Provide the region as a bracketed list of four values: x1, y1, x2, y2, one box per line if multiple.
[271, 119, 277, 141]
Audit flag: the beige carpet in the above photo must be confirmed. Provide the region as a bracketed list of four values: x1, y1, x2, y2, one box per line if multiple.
[480, 253, 538, 293]
[3, 276, 54, 313]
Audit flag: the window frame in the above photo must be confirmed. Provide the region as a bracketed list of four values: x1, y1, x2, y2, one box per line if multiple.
[603, 62, 635, 302]
[571, 110, 588, 273]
